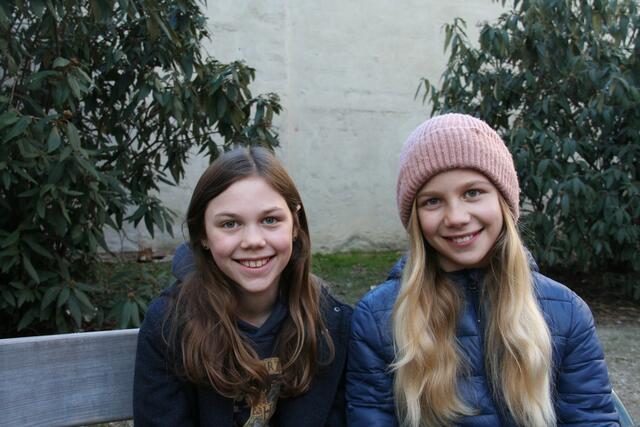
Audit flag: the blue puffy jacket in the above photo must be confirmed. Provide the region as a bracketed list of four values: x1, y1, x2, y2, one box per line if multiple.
[346, 259, 620, 426]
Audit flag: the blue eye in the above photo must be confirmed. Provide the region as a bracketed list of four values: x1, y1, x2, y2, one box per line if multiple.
[221, 220, 237, 229]
[424, 198, 440, 206]
[263, 216, 278, 225]
[465, 189, 481, 198]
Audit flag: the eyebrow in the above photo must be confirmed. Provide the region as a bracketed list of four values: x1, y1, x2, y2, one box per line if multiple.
[417, 179, 493, 197]
[463, 179, 492, 188]
[212, 206, 287, 218]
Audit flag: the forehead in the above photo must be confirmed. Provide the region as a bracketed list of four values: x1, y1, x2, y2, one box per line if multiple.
[205, 176, 289, 215]
[419, 168, 493, 193]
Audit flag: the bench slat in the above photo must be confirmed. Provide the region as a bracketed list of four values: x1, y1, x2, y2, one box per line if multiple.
[0, 329, 138, 427]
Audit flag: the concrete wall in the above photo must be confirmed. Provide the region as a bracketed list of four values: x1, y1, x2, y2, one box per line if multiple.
[105, 0, 505, 254]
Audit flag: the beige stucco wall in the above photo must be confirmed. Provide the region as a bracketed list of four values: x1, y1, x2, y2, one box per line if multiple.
[106, 0, 505, 254]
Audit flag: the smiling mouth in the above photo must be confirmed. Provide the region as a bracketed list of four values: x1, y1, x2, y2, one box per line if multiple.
[236, 257, 272, 268]
[445, 231, 480, 244]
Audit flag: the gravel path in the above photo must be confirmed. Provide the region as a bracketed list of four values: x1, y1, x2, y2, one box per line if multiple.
[598, 323, 640, 421]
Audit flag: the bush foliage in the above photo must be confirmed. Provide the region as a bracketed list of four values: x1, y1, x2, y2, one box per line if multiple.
[419, 0, 639, 297]
[0, 0, 282, 335]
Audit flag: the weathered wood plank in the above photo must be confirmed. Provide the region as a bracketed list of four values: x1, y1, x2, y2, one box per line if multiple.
[0, 329, 139, 427]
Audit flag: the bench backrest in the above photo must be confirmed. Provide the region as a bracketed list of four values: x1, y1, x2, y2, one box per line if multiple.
[0, 329, 139, 427]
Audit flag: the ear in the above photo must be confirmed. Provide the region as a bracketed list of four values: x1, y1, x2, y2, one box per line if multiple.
[201, 240, 209, 250]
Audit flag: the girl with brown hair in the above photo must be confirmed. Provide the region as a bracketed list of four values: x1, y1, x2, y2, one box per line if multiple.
[134, 146, 351, 426]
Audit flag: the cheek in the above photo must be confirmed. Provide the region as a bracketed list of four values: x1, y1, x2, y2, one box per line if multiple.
[478, 201, 505, 246]
[204, 229, 234, 259]
[494, 212, 504, 231]
[417, 211, 439, 239]
[272, 226, 295, 256]
[492, 216, 505, 244]
[481, 201, 504, 230]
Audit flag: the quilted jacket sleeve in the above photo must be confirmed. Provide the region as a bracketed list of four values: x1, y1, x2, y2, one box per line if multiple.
[133, 297, 197, 426]
[346, 295, 398, 427]
[555, 292, 620, 426]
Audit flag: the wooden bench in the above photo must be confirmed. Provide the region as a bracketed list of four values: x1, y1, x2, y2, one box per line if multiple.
[0, 328, 636, 426]
[1, 329, 138, 426]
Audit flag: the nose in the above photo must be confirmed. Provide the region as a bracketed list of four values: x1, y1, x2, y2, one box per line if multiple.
[443, 202, 470, 228]
[240, 223, 266, 249]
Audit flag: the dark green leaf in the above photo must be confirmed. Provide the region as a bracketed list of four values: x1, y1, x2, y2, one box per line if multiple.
[0, 4, 9, 31]
[67, 74, 82, 99]
[47, 127, 61, 152]
[0, 112, 20, 130]
[59, 146, 72, 161]
[1, 229, 20, 248]
[73, 288, 93, 311]
[30, 0, 46, 18]
[41, 286, 60, 310]
[23, 236, 54, 259]
[53, 57, 70, 69]
[66, 122, 81, 150]
[1, 172, 9, 190]
[3, 116, 31, 142]
[1, 288, 16, 307]
[131, 303, 141, 327]
[67, 295, 82, 327]
[120, 300, 133, 329]
[22, 254, 40, 283]
[17, 309, 37, 331]
[57, 287, 70, 308]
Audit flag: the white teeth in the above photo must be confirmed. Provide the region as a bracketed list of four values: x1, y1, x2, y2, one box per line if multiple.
[451, 234, 474, 243]
[240, 258, 270, 268]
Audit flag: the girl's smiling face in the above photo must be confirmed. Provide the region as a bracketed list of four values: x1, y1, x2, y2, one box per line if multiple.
[415, 168, 504, 272]
[202, 175, 295, 312]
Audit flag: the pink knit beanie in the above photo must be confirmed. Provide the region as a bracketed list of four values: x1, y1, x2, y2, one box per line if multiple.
[397, 113, 520, 228]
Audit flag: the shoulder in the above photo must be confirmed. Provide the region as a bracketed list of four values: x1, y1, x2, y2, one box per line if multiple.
[532, 272, 575, 301]
[135, 288, 182, 372]
[356, 277, 401, 316]
[350, 278, 400, 349]
[354, 255, 404, 315]
[315, 279, 353, 339]
[172, 242, 195, 282]
[532, 272, 591, 314]
[532, 272, 595, 338]
[318, 281, 353, 313]
[317, 278, 353, 316]
[139, 282, 181, 341]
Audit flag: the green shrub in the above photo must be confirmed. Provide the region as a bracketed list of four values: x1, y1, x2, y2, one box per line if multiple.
[0, 0, 282, 336]
[418, 0, 640, 298]
[94, 261, 171, 330]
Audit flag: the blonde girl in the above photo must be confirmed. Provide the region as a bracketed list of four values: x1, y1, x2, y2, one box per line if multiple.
[134, 147, 351, 427]
[346, 114, 619, 426]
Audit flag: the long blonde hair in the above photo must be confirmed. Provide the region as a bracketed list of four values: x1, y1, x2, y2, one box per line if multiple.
[392, 197, 555, 426]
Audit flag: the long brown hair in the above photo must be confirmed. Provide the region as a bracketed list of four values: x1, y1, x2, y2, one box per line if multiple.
[169, 146, 333, 403]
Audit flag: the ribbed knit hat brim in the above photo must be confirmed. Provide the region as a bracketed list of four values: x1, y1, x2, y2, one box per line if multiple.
[397, 113, 520, 228]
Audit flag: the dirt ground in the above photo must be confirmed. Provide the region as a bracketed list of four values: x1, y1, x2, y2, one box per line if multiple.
[593, 305, 640, 422]
[599, 323, 640, 421]
[547, 268, 639, 421]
